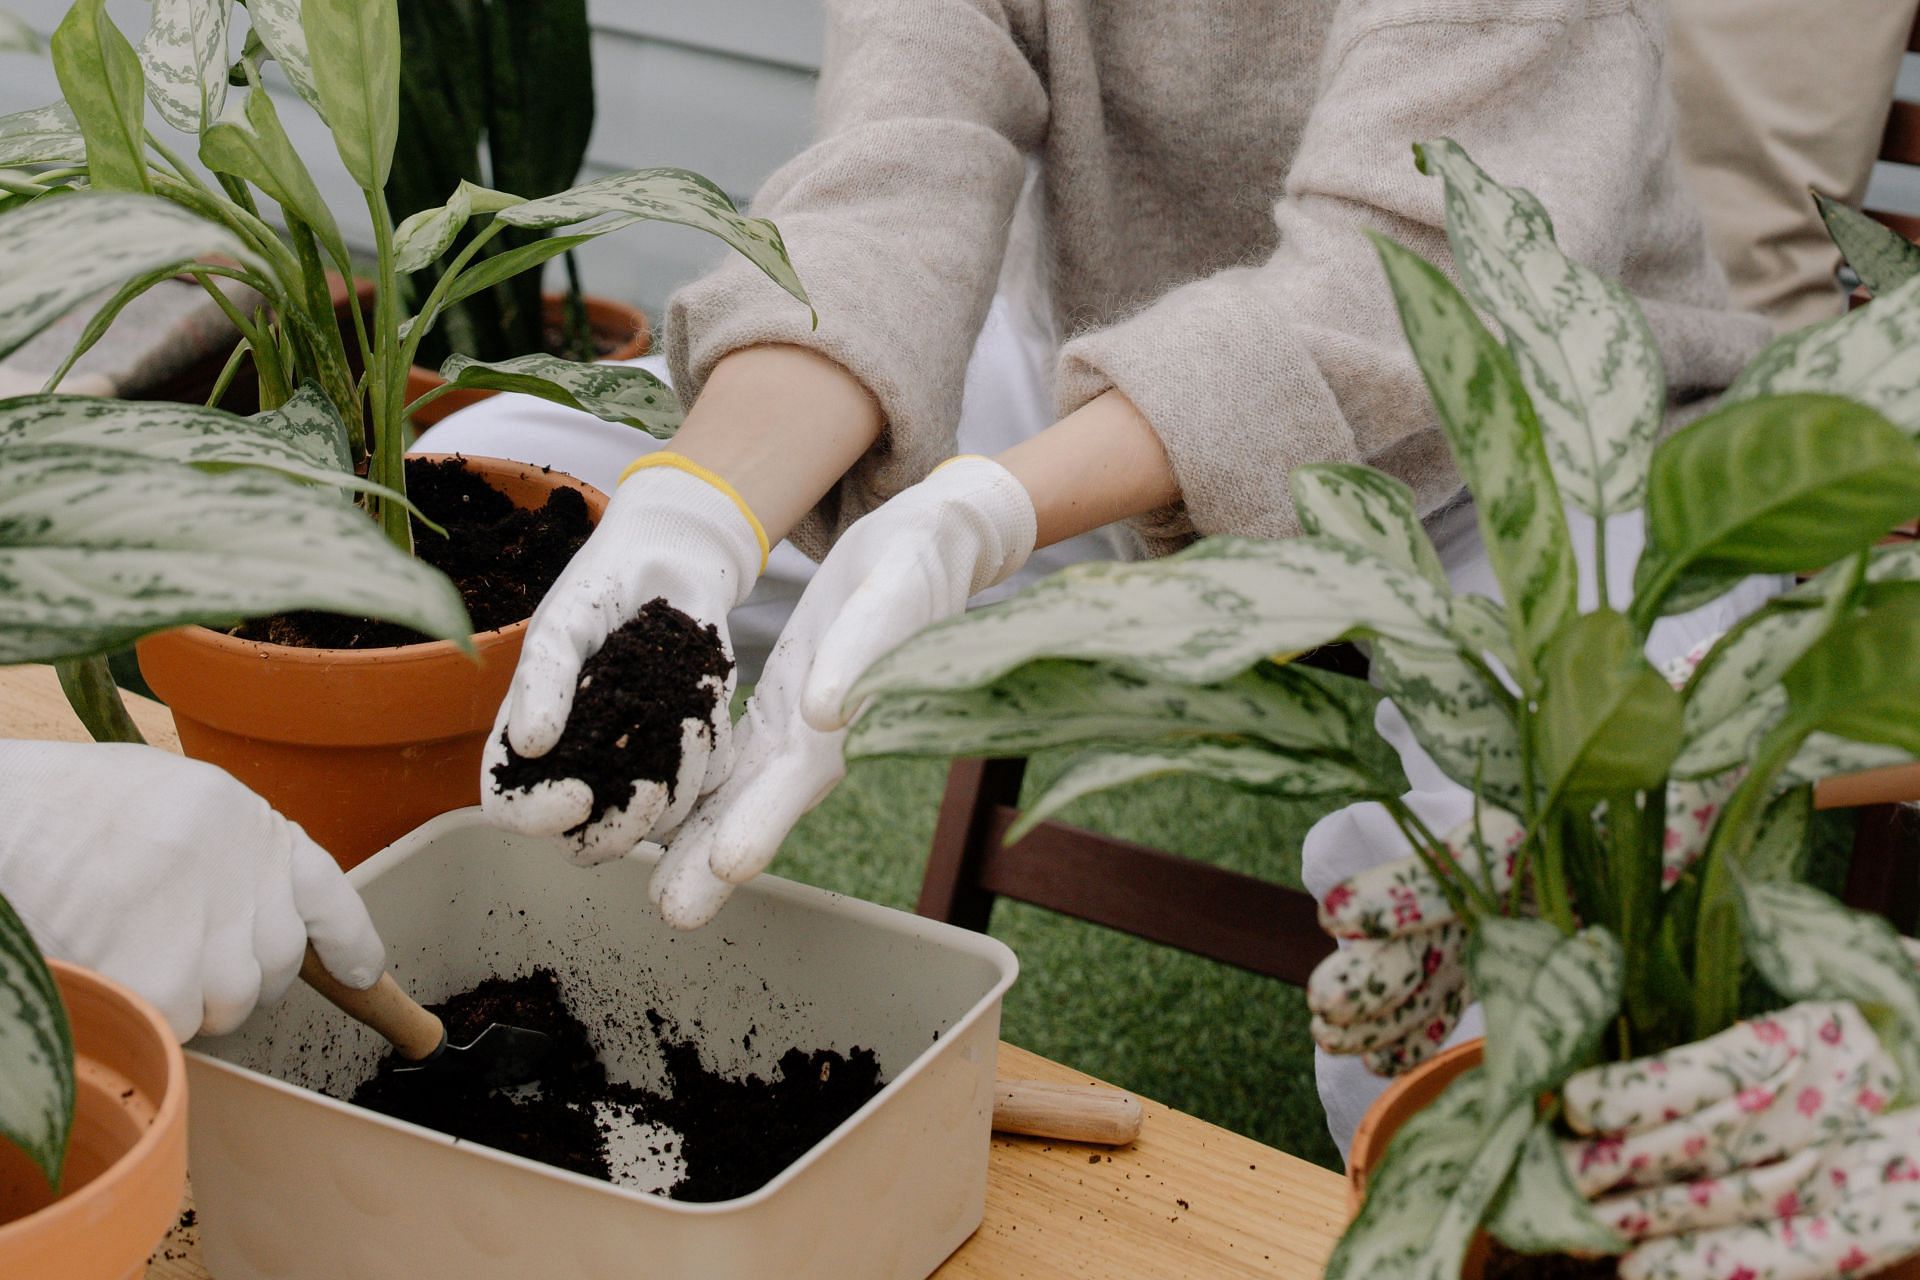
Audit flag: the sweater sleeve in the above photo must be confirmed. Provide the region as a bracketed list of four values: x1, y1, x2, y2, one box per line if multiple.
[665, 0, 1047, 559]
[1055, 0, 1770, 555]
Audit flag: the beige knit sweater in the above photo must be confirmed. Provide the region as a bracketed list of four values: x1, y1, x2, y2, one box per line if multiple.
[666, 0, 1773, 559]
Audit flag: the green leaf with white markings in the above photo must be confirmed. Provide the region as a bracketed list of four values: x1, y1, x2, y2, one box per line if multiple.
[1370, 232, 1575, 678]
[0, 101, 84, 168]
[851, 536, 1455, 704]
[0, 192, 253, 361]
[1469, 918, 1623, 1115]
[0, 444, 471, 663]
[1536, 610, 1682, 801]
[1816, 192, 1920, 299]
[499, 168, 811, 314]
[300, 0, 397, 189]
[1290, 462, 1447, 589]
[1779, 734, 1916, 790]
[244, 0, 322, 118]
[50, 0, 148, 192]
[1725, 270, 1920, 435]
[0, 10, 42, 52]
[137, 0, 230, 132]
[1745, 787, 1813, 885]
[1370, 638, 1525, 809]
[1486, 1117, 1626, 1257]
[200, 83, 342, 252]
[0, 889, 73, 1190]
[435, 354, 683, 438]
[1417, 139, 1664, 519]
[392, 179, 520, 273]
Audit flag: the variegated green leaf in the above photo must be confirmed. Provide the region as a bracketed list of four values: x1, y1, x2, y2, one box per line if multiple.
[1485, 1117, 1626, 1257]
[1778, 733, 1916, 790]
[0, 192, 253, 361]
[1816, 192, 1920, 299]
[436, 354, 682, 438]
[1290, 462, 1447, 589]
[1744, 786, 1812, 885]
[393, 179, 520, 273]
[1633, 395, 1920, 623]
[0, 101, 84, 168]
[1725, 270, 1920, 435]
[1469, 918, 1623, 1115]
[1370, 639, 1525, 810]
[1738, 879, 1920, 1094]
[244, 0, 322, 118]
[137, 0, 230, 132]
[852, 536, 1455, 702]
[300, 0, 397, 190]
[1536, 610, 1682, 800]
[1370, 232, 1576, 678]
[50, 0, 148, 192]
[1008, 738, 1389, 844]
[250, 382, 349, 470]
[0, 444, 471, 662]
[0, 10, 42, 52]
[1417, 139, 1664, 518]
[0, 889, 74, 1190]
[1781, 585, 1920, 756]
[200, 83, 342, 251]
[1450, 593, 1520, 673]
[498, 168, 810, 313]
[1327, 1069, 1533, 1280]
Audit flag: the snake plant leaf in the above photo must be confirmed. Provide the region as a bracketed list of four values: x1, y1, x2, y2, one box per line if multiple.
[498, 168, 811, 314]
[137, 0, 230, 133]
[0, 10, 42, 52]
[433, 354, 682, 438]
[1008, 738, 1392, 844]
[1536, 610, 1682, 802]
[1290, 462, 1448, 589]
[1816, 192, 1920, 299]
[244, 0, 322, 118]
[852, 536, 1455, 703]
[199, 82, 343, 254]
[392, 180, 519, 273]
[1633, 395, 1920, 624]
[0, 890, 73, 1190]
[849, 659, 1366, 762]
[1738, 879, 1920, 1094]
[300, 0, 397, 190]
[1469, 918, 1624, 1116]
[1327, 1069, 1533, 1280]
[1370, 232, 1576, 679]
[1417, 139, 1665, 519]
[1485, 1116, 1627, 1257]
[1370, 639, 1525, 810]
[0, 444, 471, 663]
[0, 101, 82, 167]
[0, 192, 254, 361]
[50, 0, 148, 192]
[1724, 269, 1920, 435]
[1780, 585, 1920, 754]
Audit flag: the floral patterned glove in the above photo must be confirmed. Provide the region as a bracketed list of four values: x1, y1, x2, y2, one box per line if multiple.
[1563, 1000, 1918, 1280]
[1307, 807, 1522, 1076]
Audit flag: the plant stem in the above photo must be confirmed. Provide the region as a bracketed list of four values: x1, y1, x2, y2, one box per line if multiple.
[144, 132, 211, 194]
[288, 221, 366, 460]
[205, 336, 252, 407]
[364, 187, 414, 555]
[1593, 513, 1610, 611]
[1385, 798, 1493, 921]
[0, 173, 50, 197]
[562, 250, 593, 360]
[402, 381, 458, 421]
[399, 220, 507, 374]
[55, 657, 144, 745]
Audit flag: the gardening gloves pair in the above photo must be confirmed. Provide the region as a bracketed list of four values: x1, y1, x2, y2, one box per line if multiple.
[0, 740, 385, 1042]
[1564, 999, 1920, 1280]
[485, 455, 1037, 929]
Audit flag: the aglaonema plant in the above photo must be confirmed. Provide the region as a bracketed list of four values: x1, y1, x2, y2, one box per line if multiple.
[845, 142, 1920, 1275]
[0, 0, 809, 742]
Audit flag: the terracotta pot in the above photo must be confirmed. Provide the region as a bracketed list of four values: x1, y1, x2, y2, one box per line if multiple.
[405, 293, 652, 428]
[0, 960, 187, 1280]
[137, 455, 608, 869]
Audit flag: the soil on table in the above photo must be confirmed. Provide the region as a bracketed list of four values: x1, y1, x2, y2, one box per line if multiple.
[1483, 1243, 1618, 1280]
[346, 969, 885, 1202]
[490, 600, 733, 833]
[236, 456, 593, 650]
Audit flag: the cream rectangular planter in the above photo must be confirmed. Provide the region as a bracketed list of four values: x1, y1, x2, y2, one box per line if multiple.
[186, 809, 1018, 1280]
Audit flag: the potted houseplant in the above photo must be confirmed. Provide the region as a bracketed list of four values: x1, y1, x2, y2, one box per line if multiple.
[0, 0, 809, 862]
[846, 142, 1920, 1278]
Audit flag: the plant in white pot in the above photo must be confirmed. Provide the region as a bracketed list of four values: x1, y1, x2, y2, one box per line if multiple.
[847, 142, 1920, 1279]
[0, 0, 809, 861]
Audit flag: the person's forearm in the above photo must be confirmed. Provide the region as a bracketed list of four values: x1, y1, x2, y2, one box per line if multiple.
[994, 390, 1179, 548]
[667, 345, 885, 544]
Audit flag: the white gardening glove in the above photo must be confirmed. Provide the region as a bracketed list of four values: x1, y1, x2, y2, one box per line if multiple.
[1308, 803, 1522, 1076]
[1563, 1000, 1920, 1280]
[0, 740, 385, 1042]
[481, 457, 764, 862]
[648, 455, 1037, 928]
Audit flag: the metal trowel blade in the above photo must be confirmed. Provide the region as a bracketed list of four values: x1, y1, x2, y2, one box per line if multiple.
[392, 1022, 554, 1090]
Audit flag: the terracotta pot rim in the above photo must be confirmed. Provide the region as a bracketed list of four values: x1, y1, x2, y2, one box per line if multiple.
[0, 959, 186, 1249]
[1347, 1038, 1485, 1208]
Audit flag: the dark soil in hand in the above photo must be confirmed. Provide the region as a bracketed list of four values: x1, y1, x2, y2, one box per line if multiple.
[1483, 1243, 1618, 1280]
[490, 600, 733, 833]
[236, 456, 593, 649]
[346, 969, 885, 1202]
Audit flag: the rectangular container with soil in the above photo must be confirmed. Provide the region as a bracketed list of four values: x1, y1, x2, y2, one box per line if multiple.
[185, 809, 1017, 1280]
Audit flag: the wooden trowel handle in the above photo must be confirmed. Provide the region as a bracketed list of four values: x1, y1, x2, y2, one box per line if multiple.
[299, 944, 446, 1061]
[993, 1079, 1143, 1146]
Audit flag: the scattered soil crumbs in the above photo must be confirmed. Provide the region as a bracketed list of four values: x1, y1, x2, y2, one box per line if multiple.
[490, 600, 733, 832]
[237, 456, 593, 649]
[1484, 1243, 1618, 1280]
[346, 969, 884, 1202]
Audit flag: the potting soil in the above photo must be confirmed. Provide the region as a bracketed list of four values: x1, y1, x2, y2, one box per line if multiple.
[237, 456, 594, 649]
[346, 969, 885, 1202]
[490, 600, 734, 833]
[1483, 1243, 1619, 1279]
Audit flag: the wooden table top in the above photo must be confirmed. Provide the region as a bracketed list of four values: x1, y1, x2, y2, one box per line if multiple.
[1, 664, 1349, 1277]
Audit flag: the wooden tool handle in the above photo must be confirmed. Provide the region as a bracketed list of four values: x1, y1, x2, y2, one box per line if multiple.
[299, 944, 445, 1061]
[992, 1079, 1143, 1146]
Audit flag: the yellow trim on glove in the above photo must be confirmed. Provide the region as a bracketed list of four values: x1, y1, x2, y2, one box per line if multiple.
[617, 453, 770, 573]
[931, 453, 991, 474]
